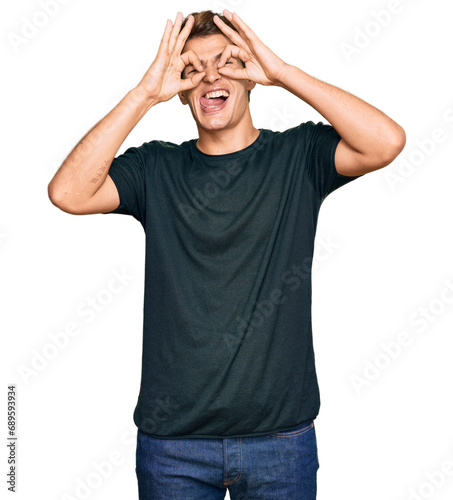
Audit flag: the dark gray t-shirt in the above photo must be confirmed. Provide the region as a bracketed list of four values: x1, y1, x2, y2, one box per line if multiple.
[105, 121, 362, 439]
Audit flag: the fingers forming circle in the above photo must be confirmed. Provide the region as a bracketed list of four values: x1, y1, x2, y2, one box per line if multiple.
[180, 50, 203, 77]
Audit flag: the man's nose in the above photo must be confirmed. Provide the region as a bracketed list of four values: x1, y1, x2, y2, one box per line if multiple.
[203, 63, 222, 83]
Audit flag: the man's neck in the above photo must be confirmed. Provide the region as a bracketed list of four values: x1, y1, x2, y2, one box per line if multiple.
[195, 123, 260, 156]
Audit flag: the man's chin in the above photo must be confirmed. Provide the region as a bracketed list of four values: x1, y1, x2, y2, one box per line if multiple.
[197, 116, 230, 132]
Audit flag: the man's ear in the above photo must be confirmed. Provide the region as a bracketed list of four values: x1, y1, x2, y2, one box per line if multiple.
[246, 80, 256, 92]
[178, 90, 188, 105]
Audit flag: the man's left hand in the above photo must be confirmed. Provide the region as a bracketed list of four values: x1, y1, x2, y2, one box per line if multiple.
[213, 10, 288, 86]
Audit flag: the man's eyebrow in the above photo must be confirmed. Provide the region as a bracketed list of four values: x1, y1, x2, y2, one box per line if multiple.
[199, 52, 223, 67]
[188, 52, 230, 68]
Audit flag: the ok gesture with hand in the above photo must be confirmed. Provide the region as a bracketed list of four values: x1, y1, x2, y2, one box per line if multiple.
[213, 10, 289, 86]
[137, 13, 206, 103]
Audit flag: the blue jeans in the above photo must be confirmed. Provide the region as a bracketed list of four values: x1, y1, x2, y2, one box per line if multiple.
[136, 420, 319, 499]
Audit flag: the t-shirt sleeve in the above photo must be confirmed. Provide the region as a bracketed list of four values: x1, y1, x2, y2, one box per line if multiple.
[304, 121, 363, 201]
[104, 143, 150, 226]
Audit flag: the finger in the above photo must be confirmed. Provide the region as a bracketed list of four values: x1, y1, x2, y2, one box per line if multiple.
[156, 19, 173, 59]
[168, 12, 183, 54]
[217, 44, 249, 68]
[180, 50, 204, 75]
[180, 71, 206, 92]
[174, 14, 195, 54]
[213, 14, 248, 51]
[222, 10, 258, 46]
[218, 65, 248, 80]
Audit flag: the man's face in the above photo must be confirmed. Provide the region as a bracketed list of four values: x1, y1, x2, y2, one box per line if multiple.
[179, 34, 255, 133]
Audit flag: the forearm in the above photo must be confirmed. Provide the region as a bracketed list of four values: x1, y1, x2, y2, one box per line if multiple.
[277, 65, 405, 158]
[48, 86, 156, 208]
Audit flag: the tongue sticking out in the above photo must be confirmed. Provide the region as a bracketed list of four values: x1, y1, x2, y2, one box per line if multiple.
[201, 96, 227, 108]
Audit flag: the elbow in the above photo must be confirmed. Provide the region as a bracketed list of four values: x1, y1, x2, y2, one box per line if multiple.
[377, 125, 407, 168]
[48, 181, 60, 206]
[48, 181, 64, 209]
[48, 182, 77, 214]
[341, 125, 407, 176]
[392, 124, 406, 157]
[388, 125, 406, 158]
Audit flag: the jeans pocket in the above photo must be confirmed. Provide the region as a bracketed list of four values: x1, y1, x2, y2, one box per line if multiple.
[268, 420, 314, 437]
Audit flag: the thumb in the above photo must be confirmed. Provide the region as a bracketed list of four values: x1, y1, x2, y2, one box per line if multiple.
[218, 66, 248, 80]
[180, 71, 206, 92]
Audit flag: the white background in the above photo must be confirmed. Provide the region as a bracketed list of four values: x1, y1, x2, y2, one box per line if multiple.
[2, 0, 453, 499]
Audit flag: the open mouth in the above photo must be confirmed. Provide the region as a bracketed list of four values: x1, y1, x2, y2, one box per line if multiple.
[200, 90, 230, 110]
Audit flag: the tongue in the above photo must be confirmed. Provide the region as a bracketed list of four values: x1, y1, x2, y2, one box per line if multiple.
[201, 96, 226, 107]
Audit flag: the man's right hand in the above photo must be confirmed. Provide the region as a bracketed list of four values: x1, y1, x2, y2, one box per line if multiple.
[136, 12, 206, 104]
[48, 12, 204, 216]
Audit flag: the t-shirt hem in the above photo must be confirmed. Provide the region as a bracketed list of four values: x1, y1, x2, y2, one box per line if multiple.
[136, 417, 316, 440]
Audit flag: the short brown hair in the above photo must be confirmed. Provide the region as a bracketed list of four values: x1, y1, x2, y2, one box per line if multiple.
[181, 10, 238, 42]
[181, 11, 251, 101]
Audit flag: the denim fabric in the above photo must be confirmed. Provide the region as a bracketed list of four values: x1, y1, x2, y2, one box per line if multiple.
[136, 420, 319, 499]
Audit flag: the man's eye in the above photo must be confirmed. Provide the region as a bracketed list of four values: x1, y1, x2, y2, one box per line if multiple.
[187, 69, 196, 74]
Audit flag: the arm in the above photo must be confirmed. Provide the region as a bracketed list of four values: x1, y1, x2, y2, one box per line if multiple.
[214, 10, 406, 177]
[48, 12, 206, 215]
[276, 68, 406, 176]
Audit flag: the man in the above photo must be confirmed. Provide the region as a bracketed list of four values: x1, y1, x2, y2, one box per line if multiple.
[48, 9, 405, 500]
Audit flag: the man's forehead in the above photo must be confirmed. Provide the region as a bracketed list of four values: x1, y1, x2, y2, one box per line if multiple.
[182, 33, 236, 60]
